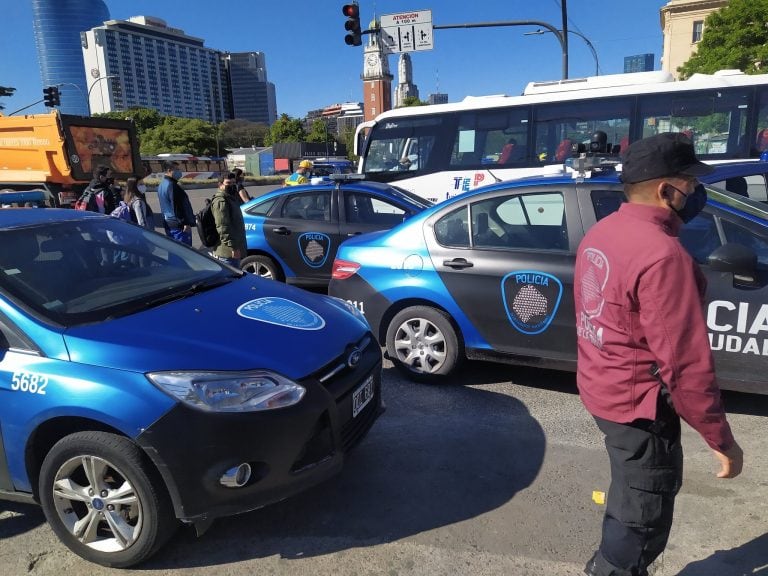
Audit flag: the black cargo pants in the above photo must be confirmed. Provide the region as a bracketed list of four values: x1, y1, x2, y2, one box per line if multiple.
[587, 392, 683, 576]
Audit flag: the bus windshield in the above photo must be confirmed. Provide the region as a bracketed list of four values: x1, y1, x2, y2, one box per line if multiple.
[358, 70, 768, 202]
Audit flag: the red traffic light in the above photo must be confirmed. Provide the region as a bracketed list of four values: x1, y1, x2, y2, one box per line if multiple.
[342, 4, 359, 18]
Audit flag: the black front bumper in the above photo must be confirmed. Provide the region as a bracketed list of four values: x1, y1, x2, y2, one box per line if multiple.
[136, 334, 382, 523]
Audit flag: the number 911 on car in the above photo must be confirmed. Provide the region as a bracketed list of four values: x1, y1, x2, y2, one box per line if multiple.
[329, 171, 768, 394]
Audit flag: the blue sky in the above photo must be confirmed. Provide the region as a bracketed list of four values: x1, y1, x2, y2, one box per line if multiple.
[1, 1, 667, 118]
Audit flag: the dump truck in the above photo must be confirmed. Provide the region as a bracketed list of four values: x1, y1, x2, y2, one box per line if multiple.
[0, 110, 142, 206]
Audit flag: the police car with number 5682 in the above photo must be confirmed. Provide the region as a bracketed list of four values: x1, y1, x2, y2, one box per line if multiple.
[0, 209, 382, 567]
[329, 154, 768, 394]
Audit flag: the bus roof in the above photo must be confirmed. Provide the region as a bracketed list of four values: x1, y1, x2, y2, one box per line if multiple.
[368, 69, 767, 122]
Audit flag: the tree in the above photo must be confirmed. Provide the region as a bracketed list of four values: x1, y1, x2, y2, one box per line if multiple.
[305, 119, 335, 146]
[264, 113, 306, 146]
[0, 85, 16, 111]
[678, 0, 768, 79]
[95, 107, 162, 139]
[139, 116, 216, 156]
[219, 119, 269, 150]
[398, 96, 427, 108]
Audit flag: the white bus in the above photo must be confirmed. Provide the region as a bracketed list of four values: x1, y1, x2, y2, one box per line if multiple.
[356, 69, 768, 202]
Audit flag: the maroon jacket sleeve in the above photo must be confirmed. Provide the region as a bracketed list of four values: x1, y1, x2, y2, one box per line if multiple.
[636, 246, 735, 452]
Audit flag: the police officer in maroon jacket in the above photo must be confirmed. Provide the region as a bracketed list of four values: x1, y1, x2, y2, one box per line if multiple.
[574, 132, 744, 576]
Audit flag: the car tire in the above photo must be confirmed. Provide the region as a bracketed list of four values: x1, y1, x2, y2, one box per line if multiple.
[240, 255, 283, 282]
[386, 306, 462, 381]
[39, 432, 177, 568]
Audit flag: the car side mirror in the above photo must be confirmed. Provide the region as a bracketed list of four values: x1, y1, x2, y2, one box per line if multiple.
[707, 243, 758, 286]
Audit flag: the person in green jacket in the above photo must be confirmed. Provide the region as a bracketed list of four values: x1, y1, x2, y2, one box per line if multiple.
[210, 172, 247, 267]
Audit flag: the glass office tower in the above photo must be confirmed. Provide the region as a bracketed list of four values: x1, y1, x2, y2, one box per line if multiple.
[31, 0, 110, 115]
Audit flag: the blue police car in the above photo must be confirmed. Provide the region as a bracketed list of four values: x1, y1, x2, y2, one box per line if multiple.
[329, 162, 768, 394]
[240, 177, 432, 287]
[0, 209, 382, 567]
[702, 160, 768, 203]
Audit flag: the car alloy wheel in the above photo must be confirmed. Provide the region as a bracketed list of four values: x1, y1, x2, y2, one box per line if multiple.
[386, 305, 462, 381]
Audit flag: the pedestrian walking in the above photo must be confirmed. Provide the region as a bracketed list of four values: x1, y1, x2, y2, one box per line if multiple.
[210, 172, 247, 267]
[574, 132, 744, 576]
[156, 161, 195, 245]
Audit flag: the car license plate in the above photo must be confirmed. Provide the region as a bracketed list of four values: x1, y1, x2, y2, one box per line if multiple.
[352, 374, 374, 418]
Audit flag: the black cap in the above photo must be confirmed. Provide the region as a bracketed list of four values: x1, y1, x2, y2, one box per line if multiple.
[620, 132, 714, 184]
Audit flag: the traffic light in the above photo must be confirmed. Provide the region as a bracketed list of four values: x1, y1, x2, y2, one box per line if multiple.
[342, 3, 362, 46]
[43, 86, 60, 107]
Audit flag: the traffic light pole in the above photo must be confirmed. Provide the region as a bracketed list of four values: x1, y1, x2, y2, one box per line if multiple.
[432, 20, 568, 79]
[7, 98, 46, 116]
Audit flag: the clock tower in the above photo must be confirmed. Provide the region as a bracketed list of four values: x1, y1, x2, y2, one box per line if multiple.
[362, 19, 392, 122]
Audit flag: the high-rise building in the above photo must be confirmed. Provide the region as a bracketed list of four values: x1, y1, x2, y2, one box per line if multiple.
[82, 16, 229, 122]
[31, 0, 111, 116]
[624, 54, 655, 73]
[394, 53, 419, 107]
[224, 52, 277, 125]
[428, 93, 448, 105]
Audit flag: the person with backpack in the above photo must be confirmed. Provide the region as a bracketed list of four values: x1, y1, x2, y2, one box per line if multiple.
[122, 177, 154, 230]
[76, 165, 115, 213]
[157, 161, 195, 245]
[209, 172, 246, 267]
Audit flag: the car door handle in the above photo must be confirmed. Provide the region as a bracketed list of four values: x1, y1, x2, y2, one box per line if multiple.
[443, 258, 474, 269]
[347, 231, 362, 237]
[272, 226, 291, 235]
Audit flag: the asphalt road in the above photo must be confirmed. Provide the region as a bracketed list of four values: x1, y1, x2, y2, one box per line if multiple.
[1, 358, 766, 576]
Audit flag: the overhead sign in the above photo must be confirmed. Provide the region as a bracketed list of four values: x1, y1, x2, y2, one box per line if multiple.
[380, 10, 433, 53]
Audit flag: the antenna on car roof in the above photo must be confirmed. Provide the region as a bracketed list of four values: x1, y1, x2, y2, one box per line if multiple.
[564, 130, 622, 179]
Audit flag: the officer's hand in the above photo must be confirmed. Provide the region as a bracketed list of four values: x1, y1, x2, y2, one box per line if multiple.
[713, 441, 743, 479]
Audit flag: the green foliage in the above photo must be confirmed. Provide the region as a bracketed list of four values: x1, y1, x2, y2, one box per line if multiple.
[0, 85, 16, 110]
[340, 126, 359, 161]
[264, 113, 306, 146]
[398, 96, 427, 108]
[139, 116, 216, 156]
[219, 119, 269, 150]
[678, 0, 768, 79]
[305, 119, 335, 145]
[94, 107, 162, 137]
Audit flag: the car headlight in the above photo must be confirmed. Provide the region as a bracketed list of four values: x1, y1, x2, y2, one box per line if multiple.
[146, 370, 305, 412]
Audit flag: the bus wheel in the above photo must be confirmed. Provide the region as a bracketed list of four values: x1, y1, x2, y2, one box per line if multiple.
[240, 255, 283, 282]
[386, 306, 462, 382]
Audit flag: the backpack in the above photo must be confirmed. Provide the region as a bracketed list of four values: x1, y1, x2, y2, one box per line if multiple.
[110, 201, 131, 221]
[195, 197, 220, 248]
[74, 188, 96, 211]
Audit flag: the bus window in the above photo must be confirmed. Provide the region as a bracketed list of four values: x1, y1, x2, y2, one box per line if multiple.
[534, 97, 631, 164]
[754, 89, 768, 155]
[450, 109, 529, 168]
[639, 88, 750, 157]
[362, 116, 447, 173]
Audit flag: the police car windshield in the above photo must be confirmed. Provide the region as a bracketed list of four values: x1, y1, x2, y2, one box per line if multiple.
[0, 219, 230, 326]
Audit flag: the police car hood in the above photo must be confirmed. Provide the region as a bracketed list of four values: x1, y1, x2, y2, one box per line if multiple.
[62, 276, 369, 379]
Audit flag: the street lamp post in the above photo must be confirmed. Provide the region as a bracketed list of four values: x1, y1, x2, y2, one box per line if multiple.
[525, 29, 600, 76]
[56, 82, 88, 114]
[87, 75, 117, 115]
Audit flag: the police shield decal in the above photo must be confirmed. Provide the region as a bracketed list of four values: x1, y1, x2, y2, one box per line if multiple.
[298, 232, 331, 268]
[237, 297, 326, 330]
[501, 270, 564, 334]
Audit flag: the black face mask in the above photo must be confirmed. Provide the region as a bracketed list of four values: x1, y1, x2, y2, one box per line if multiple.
[675, 183, 707, 224]
[225, 184, 238, 196]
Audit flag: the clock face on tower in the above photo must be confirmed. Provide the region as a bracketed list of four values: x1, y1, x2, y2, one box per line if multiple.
[366, 54, 378, 67]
